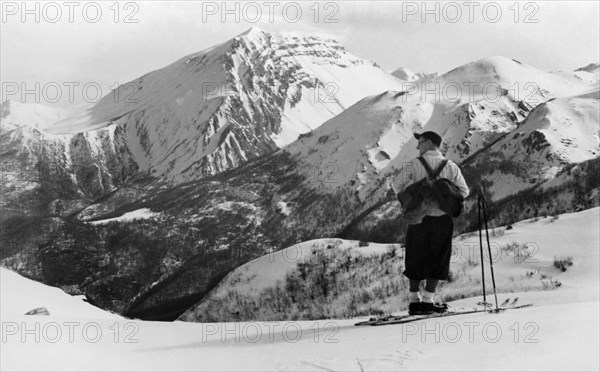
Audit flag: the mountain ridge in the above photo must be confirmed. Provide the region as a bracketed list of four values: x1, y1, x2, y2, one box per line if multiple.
[1, 30, 598, 321]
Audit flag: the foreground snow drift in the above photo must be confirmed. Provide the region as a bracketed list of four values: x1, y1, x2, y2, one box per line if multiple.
[1, 291, 597, 371]
[1, 208, 598, 371]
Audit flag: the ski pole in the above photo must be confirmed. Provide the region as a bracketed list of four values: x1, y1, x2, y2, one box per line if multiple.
[480, 187, 500, 311]
[477, 191, 487, 308]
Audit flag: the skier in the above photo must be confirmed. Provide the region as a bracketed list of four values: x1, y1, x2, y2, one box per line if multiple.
[390, 131, 470, 315]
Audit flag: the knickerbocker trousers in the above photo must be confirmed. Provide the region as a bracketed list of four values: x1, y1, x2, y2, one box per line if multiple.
[403, 214, 454, 280]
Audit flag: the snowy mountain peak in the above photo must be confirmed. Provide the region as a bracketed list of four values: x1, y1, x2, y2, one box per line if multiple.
[233, 26, 272, 48]
[284, 53, 600, 201]
[571, 62, 600, 85]
[39, 29, 404, 184]
[391, 67, 437, 83]
[237, 26, 267, 37]
[435, 55, 591, 107]
[441, 55, 533, 80]
[391, 67, 416, 81]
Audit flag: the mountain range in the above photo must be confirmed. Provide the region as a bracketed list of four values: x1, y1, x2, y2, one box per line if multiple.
[1, 27, 598, 320]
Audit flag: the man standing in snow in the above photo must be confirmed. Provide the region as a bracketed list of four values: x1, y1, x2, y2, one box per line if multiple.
[390, 131, 469, 315]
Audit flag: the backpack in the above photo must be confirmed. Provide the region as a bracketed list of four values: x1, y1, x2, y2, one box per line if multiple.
[397, 157, 464, 224]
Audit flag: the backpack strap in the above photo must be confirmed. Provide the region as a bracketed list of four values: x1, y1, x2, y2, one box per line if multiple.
[417, 157, 448, 180]
[433, 160, 448, 179]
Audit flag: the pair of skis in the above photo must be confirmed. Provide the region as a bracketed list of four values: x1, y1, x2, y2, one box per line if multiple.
[355, 297, 532, 326]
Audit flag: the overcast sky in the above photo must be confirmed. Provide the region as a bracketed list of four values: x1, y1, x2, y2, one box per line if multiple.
[1, 1, 599, 106]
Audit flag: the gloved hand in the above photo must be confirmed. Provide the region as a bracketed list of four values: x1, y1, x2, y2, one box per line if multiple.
[385, 187, 396, 200]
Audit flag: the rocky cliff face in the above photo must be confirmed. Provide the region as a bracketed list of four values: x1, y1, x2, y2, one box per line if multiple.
[79, 27, 404, 184]
[1, 100, 139, 218]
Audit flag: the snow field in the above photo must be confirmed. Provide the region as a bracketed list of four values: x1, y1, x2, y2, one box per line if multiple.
[1, 208, 598, 370]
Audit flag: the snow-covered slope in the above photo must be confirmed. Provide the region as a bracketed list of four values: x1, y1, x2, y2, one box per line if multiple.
[0, 267, 121, 319]
[88, 208, 161, 225]
[437, 56, 589, 104]
[403, 56, 596, 161]
[284, 56, 599, 202]
[181, 207, 600, 320]
[285, 91, 419, 193]
[477, 88, 599, 200]
[190, 239, 395, 299]
[503, 89, 599, 161]
[2, 208, 598, 371]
